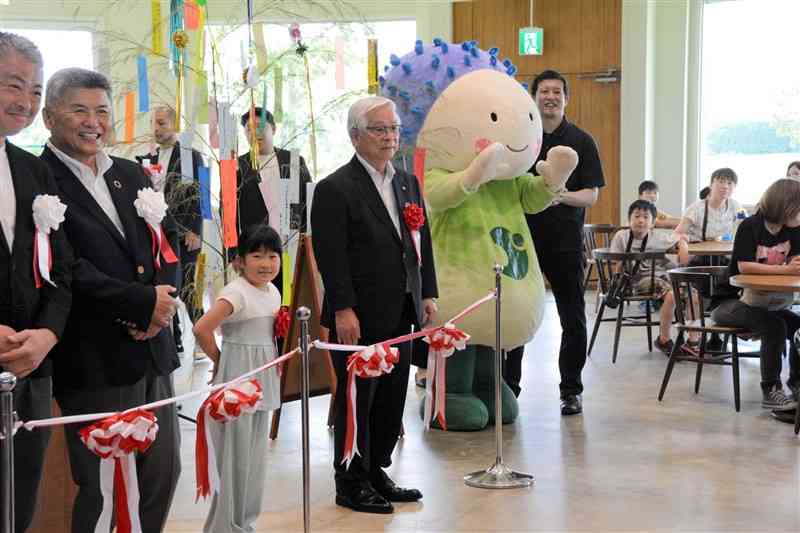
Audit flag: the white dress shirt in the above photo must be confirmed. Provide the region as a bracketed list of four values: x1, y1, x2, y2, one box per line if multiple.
[0, 141, 16, 250]
[356, 153, 401, 238]
[47, 142, 126, 238]
[257, 151, 282, 234]
[153, 144, 174, 192]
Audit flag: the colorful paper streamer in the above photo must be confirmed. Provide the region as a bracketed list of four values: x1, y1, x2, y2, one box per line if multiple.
[254, 24, 268, 74]
[198, 165, 211, 220]
[273, 65, 283, 123]
[124, 91, 135, 143]
[137, 55, 150, 113]
[151, 0, 163, 55]
[413, 147, 427, 193]
[193, 252, 206, 312]
[220, 159, 238, 249]
[184, 0, 199, 30]
[367, 39, 378, 95]
[335, 36, 345, 90]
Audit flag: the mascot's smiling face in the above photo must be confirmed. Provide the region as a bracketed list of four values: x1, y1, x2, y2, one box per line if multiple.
[418, 68, 542, 179]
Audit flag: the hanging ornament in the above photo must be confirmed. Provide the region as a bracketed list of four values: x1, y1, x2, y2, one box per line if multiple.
[172, 30, 189, 132]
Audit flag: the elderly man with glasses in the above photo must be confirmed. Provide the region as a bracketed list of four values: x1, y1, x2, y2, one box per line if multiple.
[311, 96, 438, 514]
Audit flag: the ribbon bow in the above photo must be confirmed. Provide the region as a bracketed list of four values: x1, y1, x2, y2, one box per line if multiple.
[341, 343, 399, 469]
[195, 379, 263, 501]
[79, 409, 158, 533]
[422, 325, 470, 430]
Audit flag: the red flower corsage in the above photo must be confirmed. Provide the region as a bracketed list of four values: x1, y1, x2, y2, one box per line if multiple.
[274, 305, 290, 339]
[403, 202, 425, 232]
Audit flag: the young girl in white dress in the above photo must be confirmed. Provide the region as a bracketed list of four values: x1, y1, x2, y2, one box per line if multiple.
[193, 224, 283, 533]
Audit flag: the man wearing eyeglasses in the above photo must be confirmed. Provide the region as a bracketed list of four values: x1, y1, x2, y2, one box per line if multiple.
[311, 96, 438, 515]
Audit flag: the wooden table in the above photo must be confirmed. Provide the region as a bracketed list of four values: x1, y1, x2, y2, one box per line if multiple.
[687, 240, 734, 256]
[729, 274, 800, 292]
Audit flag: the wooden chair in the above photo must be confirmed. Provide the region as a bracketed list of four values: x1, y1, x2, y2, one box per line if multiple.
[587, 248, 667, 363]
[583, 224, 619, 290]
[657, 266, 757, 412]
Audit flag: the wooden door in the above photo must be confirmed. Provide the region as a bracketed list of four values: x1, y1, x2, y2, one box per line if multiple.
[454, 0, 621, 225]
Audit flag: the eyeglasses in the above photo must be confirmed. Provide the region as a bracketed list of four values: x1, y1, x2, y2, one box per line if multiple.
[365, 124, 401, 136]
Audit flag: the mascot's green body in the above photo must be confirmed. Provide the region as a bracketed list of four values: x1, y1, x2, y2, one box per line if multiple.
[382, 40, 577, 430]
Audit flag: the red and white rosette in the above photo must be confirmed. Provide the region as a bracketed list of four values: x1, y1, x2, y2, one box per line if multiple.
[133, 187, 178, 271]
[195, 379, 263, 501]
[31, 194, 66, 289]
[422, 324, 470, 430]
[403, 202, 425, 264]
[341, 343, 399, 469]
[78, 409, 158, 533]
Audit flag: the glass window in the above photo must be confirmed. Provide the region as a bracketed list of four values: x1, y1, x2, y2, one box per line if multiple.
[700, 0, 800, 205]
[7, 29, 94, 154]
[204, 20, 416, 179]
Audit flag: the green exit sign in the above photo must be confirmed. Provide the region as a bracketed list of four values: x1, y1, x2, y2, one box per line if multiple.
[519, 27, 543, 56]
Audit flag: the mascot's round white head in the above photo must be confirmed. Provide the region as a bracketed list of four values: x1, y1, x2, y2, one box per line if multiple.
[381, 39, 542, 179]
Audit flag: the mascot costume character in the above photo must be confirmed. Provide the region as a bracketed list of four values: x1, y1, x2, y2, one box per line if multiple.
[381, 39, 578, 430]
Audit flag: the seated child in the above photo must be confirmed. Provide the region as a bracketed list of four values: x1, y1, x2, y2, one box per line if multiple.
[638, 180, 681, 229]
[711, 179, 800, 411]
[675, 167, 744, 244]
[610, 200, 695, 355]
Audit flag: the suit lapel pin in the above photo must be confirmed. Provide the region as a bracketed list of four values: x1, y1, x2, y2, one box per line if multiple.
[113, 180, 122, 189]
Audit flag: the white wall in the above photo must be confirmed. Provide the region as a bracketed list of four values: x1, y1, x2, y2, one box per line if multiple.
[620, 0, 702, 224]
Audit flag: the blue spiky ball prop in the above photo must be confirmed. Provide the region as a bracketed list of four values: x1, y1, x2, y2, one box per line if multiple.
[380, 39, 526, 153]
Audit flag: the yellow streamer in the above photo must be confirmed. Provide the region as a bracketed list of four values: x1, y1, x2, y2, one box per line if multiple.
[151, 0, 163, 55]
[194, 252, 206, 311]
[173, 31, 189, 132]
[367, 39, 378, 95]
[254, 24, 268, 74]
[282, 250, 291, 306]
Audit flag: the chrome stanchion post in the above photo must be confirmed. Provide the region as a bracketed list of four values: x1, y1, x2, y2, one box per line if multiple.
[297, 307, 312, 533]
[464, 265, 533, 489]
[0, 372, 16, 533]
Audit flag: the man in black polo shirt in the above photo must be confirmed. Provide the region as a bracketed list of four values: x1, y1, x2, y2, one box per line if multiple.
[504, 69, 604, 416]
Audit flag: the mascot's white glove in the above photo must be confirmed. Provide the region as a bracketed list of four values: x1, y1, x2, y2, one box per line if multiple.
[534, 146, 578, 194]
[461, 142, 511, 192]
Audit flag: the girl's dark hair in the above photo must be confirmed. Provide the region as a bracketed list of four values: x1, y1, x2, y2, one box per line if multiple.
[710, 167, 738, 185]
[758, 179, 800, 225]
[237, 224, 282, 257]
[638, 180, 658, 195]
[787, 161, 800, 176]
[699, 186, 710, 200]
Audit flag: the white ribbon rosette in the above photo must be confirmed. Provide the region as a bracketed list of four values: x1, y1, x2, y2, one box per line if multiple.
[133, 188, 177, 270]
[195, 379, 263, 500]
[79, 409, 159, 533]
[31, 194, 67, 287]
[422, 324, 470, 430]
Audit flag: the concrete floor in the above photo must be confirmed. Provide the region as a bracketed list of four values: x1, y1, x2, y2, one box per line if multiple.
[164, 293, 800, 532]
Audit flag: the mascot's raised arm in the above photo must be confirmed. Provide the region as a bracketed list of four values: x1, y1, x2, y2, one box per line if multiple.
[382, 39, 578, 430]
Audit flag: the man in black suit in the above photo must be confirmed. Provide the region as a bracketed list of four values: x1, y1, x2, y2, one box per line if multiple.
[0, 32, 73, 533]
[136, 105, 205, 347]
[236, 107, 311, 295]
[40, 67, 180, 533]
[311, 96, 438, 514]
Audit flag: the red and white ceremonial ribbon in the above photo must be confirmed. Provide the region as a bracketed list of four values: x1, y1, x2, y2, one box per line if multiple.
[196, 379, 263, 501]
[32, 230, 54, 288]
[144, 221, 178, 271]
[21, 348, 300, 432]
[78, 409, 158, 533]
[340, 343, 399, 469]
[423, 324, 470, 430]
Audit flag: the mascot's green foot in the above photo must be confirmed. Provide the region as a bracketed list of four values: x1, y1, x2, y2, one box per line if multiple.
[473, 345, 519, 425]
[419, 393, 489, 431]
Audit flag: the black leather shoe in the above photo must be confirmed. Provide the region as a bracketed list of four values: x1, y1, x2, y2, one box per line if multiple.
[371, 471, 422, 502]
[335, 486, 394, 514]
[561, 394, 582, 416]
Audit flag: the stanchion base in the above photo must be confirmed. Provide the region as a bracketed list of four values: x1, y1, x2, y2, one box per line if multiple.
[464, 462, 534, 489]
